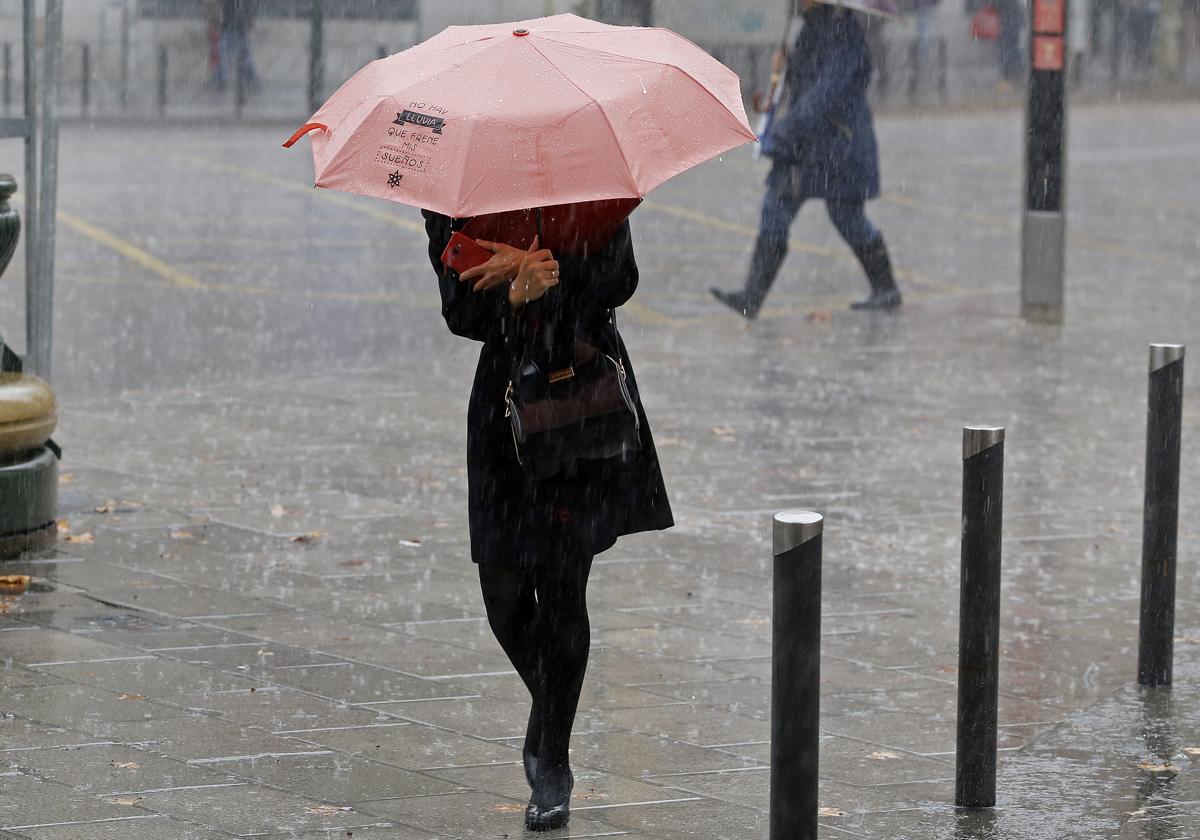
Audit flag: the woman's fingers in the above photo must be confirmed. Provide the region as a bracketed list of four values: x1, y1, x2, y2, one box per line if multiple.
[474, 238, 500, 252]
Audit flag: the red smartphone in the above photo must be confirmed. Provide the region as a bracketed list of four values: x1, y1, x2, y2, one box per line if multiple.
[440, 231, 494, 274]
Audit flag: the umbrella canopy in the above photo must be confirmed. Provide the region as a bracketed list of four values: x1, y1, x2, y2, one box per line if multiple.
[284, 13, 756, 218]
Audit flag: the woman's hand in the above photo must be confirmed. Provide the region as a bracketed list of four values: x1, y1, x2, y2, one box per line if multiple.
[508, 236, 560, 311]
[459, 239, 524, 292]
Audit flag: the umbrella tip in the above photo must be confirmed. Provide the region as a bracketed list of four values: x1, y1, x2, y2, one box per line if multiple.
[513, 28, 530, 36]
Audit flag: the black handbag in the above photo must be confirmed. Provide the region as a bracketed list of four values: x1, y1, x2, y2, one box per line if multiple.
[504, 311, 641, 481]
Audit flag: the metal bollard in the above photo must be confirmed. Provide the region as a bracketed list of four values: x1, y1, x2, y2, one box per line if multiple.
[955, 426, 1004, 809]
[1138, 344, 1185, 687]
[157, 44, 168, 117]
[3, 43, 10, 113]
[770, 510, 822, 840]
[938, 38, 948, 104]
[81, 43, 90, 116]
[309, 0, 325, 115]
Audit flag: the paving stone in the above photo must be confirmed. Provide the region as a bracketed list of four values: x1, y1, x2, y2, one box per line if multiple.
[215, 752, 463, 802]
[355, 791, 627, 839]
[294, 721, 520, 771]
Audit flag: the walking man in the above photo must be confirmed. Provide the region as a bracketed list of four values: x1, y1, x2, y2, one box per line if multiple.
[712, 0, 900, 320]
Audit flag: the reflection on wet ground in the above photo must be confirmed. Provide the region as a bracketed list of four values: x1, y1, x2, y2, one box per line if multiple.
[1, 103, 1200, 837]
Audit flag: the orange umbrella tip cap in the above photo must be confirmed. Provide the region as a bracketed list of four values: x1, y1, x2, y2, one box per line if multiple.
[513, 28, 530, 36]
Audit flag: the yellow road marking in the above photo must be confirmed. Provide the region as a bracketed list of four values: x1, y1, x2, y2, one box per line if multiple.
[56, 209, 206, 291]
[144, 146, 427, 235]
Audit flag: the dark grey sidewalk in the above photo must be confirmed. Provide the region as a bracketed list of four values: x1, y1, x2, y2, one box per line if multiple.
[1, 102, 1200, 837]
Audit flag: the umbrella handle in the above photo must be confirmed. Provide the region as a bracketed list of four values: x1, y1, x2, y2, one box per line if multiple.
[282, 122, 328, 148]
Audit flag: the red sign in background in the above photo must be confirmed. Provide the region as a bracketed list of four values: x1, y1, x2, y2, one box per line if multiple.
[1033, 0, 1065, 34]
[1033, 35, 1065, 71]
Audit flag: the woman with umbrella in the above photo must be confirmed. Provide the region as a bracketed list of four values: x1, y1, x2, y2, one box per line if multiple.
[419, 213, 674, 830]
[712, 0, 902, 320]
[285, 13, 754, 831]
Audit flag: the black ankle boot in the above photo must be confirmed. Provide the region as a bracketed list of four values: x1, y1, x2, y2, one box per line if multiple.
[850, 236, 902, 310]
[710, 286, 759, 320]
[525, 767, 573, 831]
[712, 234, 787, 320]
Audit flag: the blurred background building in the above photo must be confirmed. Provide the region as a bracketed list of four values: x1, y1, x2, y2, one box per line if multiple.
[0, 0, 1196, 120]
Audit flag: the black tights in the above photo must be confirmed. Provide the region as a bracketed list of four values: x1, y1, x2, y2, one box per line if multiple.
[478, 531, 593, 800]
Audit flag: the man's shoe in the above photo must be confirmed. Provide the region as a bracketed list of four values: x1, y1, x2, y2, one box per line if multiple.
[710, 287, 759, 321]
[850, 289, 902, 310]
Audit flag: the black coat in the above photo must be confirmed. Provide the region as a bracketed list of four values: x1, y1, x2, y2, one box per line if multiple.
[423, 211, 673, 567]
[766, 5, 880, 201]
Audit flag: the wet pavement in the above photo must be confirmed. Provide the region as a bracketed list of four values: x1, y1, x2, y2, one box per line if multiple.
[1, 101, 1200, 837]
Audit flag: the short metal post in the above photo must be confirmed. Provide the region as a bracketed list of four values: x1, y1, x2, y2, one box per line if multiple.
[309, 0, 325, 114]
[157, 44, 168, 117]
[938, 38, 949, 103]
[81, 43, 91, 116]
[908, 37, 920, 103]
[234, 41, 247, 118]
[119, 0, 130, 110]
[1138, 344, 1185, 687]
[956, 426, 1004, 809]
[3, 43, 11, 113]
[770, 510, 822, 840]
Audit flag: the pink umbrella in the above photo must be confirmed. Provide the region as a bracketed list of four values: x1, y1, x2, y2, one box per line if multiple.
[284, 13, 756, 218]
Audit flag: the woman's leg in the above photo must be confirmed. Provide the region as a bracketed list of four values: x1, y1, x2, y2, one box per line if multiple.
[529, 534, 595, 808]
[826, 200, 901, 310]
[477, 563, 542, 771]
[711, 162, 806, 320]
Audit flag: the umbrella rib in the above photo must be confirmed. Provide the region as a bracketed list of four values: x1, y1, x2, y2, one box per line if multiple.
[523, 38, 642, 198]
[532, 34, 756, 143]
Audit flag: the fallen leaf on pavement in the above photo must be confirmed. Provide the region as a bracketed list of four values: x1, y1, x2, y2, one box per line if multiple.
[868, 751, 901, 760]
[398, 538, 421, 547]
[56, 519, 70, 533]
[817, 807, 847, 817]
[291, 531, 326, 544]
[0, 576, 31, 595]
[255, 649, 274, 656]
[306, 805, 352, 815]
[491, 803, 526, 813]
[1137, 761, 1178, 773]
[710, 425, 736, 437]
[58, 473, 74, 485]
[118, 693, 145, 701]
[806, 309, 833, 323]
[169, 530, 194, 540]
[64, 533, 95, 544]
[110, 797, 142, 806]
[1184, 747, 1200, 758]
[340, 559, 368, 567]
[111, 760, 141, 769]
[94, 499, 144, 514]
[270, 504, 293, 518]
[1125, 808, 1148, 817]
